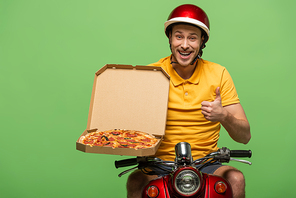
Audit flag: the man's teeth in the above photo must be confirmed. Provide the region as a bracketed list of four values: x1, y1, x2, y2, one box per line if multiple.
[179, 52, 191, 56]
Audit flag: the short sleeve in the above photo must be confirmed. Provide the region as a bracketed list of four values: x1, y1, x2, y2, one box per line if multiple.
[220, 68, 240, 106]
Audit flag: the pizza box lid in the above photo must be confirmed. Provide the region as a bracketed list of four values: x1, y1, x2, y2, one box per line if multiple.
[76, 64, 170, 156]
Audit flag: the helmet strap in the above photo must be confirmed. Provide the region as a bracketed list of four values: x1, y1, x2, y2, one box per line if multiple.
[190, 55, 199, 65]
[190, 41, 205, 64]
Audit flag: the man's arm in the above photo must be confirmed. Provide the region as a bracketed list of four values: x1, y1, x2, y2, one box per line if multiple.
[201, 87, 251, 144]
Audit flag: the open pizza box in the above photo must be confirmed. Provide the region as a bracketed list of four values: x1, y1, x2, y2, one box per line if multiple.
[76, 64, 170, 156]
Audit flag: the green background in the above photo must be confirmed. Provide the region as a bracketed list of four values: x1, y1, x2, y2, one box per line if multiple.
[1, 0, 295, 197]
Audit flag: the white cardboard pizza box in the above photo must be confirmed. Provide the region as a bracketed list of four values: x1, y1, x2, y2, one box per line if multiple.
[76, 64, 170, 156]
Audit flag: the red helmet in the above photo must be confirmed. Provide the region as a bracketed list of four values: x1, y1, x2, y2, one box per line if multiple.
[165, 4, 210, 42]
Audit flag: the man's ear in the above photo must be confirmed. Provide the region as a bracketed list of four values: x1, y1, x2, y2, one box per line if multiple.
[200, 35, 205, 49]
[168, 32, 172, 45]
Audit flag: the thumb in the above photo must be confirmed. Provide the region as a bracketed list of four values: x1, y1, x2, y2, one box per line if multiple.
[215, 87, 221, 102]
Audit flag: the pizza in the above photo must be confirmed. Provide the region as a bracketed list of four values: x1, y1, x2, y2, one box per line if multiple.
[79, 129, 158, 150]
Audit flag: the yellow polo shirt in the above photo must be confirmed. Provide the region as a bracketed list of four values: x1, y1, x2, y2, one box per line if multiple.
[149, 56, 240, 161]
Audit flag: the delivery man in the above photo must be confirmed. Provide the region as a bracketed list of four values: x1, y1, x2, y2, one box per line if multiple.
[126, 4, 251, 198]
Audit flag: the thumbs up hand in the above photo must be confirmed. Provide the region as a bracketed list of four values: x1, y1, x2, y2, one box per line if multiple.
[201, 87, 226, 122]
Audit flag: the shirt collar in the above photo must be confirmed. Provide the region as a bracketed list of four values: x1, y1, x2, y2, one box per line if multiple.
[165, 55, 202, 86]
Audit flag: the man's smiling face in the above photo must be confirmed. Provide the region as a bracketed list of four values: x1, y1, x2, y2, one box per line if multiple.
[169, 24, 204, 67]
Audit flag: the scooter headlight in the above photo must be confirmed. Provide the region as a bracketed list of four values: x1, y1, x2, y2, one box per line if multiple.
[174, 169, 201, 196]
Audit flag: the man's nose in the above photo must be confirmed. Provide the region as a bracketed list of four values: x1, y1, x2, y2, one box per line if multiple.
[181, 39, 189, 50]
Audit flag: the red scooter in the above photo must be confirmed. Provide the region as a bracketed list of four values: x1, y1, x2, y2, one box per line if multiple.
[115, 142, 252, 198]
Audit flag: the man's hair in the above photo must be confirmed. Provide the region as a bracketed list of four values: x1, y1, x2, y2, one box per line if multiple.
[166, 22, 207, 57]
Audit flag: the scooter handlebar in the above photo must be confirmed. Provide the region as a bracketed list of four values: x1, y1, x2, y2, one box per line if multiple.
[230, 150, 252, 158]
[115, 158, 138, 168]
